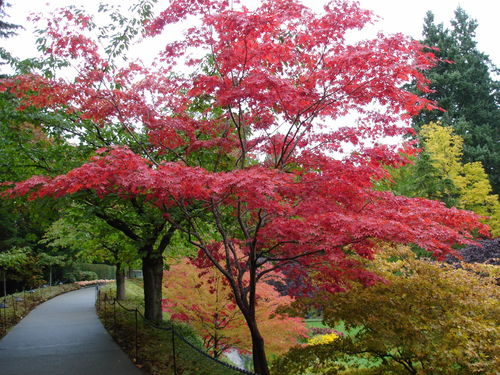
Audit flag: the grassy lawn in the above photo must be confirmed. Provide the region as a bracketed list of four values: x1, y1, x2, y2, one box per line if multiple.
[0, 283, 81, 338]
[305, 318, 358, 336]
[305, 318, 325, 329]
[98, 279, 248, 375]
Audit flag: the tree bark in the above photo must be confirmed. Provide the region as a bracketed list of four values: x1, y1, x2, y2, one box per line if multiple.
[142, 252, 164, 323]
[246, 314, 270, 375]
[115, 263, 126, 301]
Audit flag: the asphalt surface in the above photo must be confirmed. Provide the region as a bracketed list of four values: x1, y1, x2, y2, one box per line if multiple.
[0, 287, 144, 375]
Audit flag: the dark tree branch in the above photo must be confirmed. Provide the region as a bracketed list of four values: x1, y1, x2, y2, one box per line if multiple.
[94, 211, 141, 242]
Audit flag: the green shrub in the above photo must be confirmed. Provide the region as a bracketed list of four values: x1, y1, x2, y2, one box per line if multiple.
[63, 263, 115, 281]
[82, 263, 116, 279]
[78, 263, 116, 279]
[64, 270, 98, 282]
[78, 271, 98, 281]
[63, 272, 78, 283]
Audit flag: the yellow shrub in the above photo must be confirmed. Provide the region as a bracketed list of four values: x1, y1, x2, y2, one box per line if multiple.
[307, 332, 338, 346]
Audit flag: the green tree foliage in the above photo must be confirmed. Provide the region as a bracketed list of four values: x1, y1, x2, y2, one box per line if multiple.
[0, 91, 87, 287]
[384, 122, 500, 236]
[0, 247, 28, 273]
[273, 246, 500, 375]
[413, 8, 500, 193]
[0, 95, 81, 252]
[0, 51, 95, 276]
[42, 206, 139, 299]
[0, 247, 33, 295]
[379, 151, 459, 208]
[36, 253, 66, 286]
[42, 206, 137, 266]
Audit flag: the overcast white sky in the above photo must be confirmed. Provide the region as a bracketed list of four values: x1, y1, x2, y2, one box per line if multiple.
[357, 0, 500, 66]
[1, 0, 499, 68]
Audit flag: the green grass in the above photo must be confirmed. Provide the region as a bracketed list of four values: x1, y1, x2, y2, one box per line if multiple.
[303, 319, 379, 371]
[305, 318, 326, 329]
[121, 278, 144, 296]
[305, 319, 363, 337]
[0, 283, 81, 338]
[98, 280, 248, 375]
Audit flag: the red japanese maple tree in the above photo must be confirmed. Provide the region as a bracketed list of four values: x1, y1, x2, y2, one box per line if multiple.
[1, 1, 489, 373]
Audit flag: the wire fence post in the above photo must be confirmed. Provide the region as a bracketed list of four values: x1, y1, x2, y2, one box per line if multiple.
[95, 285, 99, 307]
[2, 297, 6, 334]
[12, 295, 16, 319]
[1, 298, 4, 335]
[96, 288, 100, 310]
[171, 327, 177, 375]
[113, 299, 116, 330]
[134, 309, 138, 361]
[103, 293, 107, 325]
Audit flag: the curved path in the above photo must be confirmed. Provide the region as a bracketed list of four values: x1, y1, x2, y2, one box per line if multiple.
[0, 287, 144, 375]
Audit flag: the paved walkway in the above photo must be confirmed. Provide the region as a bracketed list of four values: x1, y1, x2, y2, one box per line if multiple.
[0, 287, 144, 375]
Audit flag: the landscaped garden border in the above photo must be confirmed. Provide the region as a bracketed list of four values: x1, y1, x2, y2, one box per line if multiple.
[96, 280, 257, 375]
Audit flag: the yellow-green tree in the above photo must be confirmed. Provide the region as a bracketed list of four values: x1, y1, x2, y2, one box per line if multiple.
[420, 122, 500, 236]
[419, 122, 463, 179]
[272, 246, 500, 375]
[454, 162, 500, 226]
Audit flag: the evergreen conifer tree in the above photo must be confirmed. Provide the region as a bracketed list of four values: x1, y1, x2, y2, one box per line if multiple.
[0, 1, 20, 39]
[414, 9, 500, 193]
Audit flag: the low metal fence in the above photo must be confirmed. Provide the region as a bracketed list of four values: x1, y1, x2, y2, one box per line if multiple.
[0, 284, 79, 336]
[96, 286, 258, 375]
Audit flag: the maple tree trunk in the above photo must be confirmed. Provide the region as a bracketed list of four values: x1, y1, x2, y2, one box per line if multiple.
[246, 314, 270, 375]
[115, 263, 126, 301]
[142, 253, 164, 323]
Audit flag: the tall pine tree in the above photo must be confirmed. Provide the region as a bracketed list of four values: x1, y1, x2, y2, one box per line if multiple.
[414, 9, 500, 194]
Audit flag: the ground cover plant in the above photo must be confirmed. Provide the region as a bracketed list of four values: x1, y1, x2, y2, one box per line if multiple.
[447, 237, 500, 265]
[0, 1, 491, 373]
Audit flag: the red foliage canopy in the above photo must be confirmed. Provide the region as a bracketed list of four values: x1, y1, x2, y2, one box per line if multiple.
[0, 1, 490, 373]
[2, 0, 488, 306]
